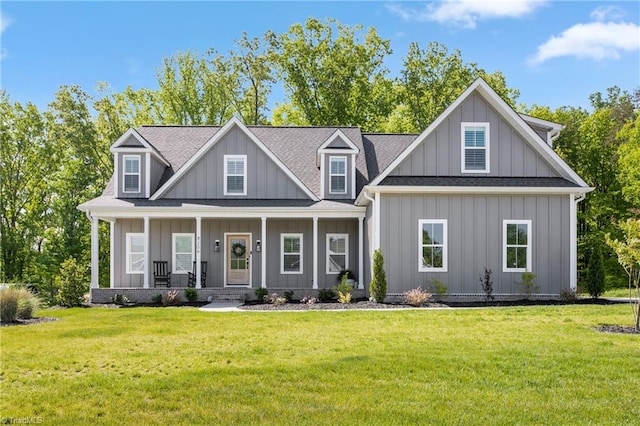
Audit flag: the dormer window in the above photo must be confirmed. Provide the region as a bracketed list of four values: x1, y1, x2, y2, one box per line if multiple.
[461, 123, 490, 173]
[224, 155, 247, 196]
[123, 155, 140, 193]
[329, 156, 347, 194]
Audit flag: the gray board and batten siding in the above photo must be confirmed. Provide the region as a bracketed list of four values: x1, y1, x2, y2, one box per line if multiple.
[322, 154, 354, 200]
[378, 194, 571, 295]
[113, 218, 358, 289]
[116, 152, 146, 199]
[162, 126, 309, 200]
[388, 93, 562, 178]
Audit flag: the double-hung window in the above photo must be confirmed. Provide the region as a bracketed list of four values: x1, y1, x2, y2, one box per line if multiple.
[224, 155, 247, 195]
[462, 123, 489, 173]
[281, 233, 303, 274]
[123, 155, 140, 193]
[503, 220, 532, 272]
[327, 234, 348, 273]
[126, 233, 145, 274]
[418, 220, 447, 272]
[172, 233, 195, 274]
[329, 156, 347, 194]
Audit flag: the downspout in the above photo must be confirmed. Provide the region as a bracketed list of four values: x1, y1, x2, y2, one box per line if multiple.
[570, 193, 586, 291]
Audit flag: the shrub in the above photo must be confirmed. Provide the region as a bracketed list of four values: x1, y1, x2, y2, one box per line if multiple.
[184, 288, 198, 303]
[162, 290, 181, 306]
[266, 293, 287, 305]
[559, 288, 577, 302]
[151, 294, 163, 305]
[479, 267, 494, 302]
[337, 291, 352, 304]
[403, 287, 432, 306]
[255, 287, 268, 303]
[283, 291, 295, 302]
[336, 269, 355, 283]
[16, 287, 40, 319]
[431, 279, 448, 301]
[370, 249, 387, 303]
[55, 257, 88, 307]
[0, 288, 20, 323]
[317, 288, 336, 302]
[518, 272, 539, 299]
[301, 296, 317, 305]
[111, 294, 130, 305]
[335, 275, 353, 304]
[587, 243, 605, 298]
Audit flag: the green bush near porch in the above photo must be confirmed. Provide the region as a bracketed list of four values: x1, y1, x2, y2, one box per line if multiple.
[1, 306, 638, 424]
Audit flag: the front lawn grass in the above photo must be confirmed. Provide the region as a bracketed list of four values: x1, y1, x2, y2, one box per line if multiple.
[2, 305, 639, 425]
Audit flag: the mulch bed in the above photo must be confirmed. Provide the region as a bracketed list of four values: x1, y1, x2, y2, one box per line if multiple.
[240, 300, 449, 311]
[595, 325, 640, 335]
[1, 317, 60, 327]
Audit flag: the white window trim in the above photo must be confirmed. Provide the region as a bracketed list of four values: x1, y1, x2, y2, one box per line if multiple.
[125, 233, 145, 274]
[224, 155, 247, 196]
[461, 122, 490, 174]
[329, 156, 347, 194]
[281, 233, 303, 275]
[418, 219, 448, 272]
[503, 220, 532, 272]
[326, 233, 349, 274]
[123, 155, 141, 193]
[172, 233, 195, 274]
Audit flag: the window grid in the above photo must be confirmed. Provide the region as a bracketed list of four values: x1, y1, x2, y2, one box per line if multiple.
[172, 233, 195, 274]
[461, 123, 490, 173]
[123, 155, 140, 193]
[224, 155, 247, 196]
[418, 220, 447, 272]
[329, 156, 347, 194]
[281, 233, 303, 274]
[326, 233, 348, 274]
[503, 220, 532, 272]
[126, 233, 145, 274]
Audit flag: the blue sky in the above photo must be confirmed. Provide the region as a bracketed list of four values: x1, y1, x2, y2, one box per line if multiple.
[1, 1, 639, 116]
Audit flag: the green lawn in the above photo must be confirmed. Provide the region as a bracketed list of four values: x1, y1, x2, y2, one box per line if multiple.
[600, 287, 639, 298]
[2, 306, 639, 425]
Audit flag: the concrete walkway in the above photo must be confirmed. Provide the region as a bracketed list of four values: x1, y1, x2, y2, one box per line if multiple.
[199, 301, 243, 312]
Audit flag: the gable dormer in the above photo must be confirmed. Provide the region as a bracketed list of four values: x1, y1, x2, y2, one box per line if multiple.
[519, 114, 564, 147]
[317, 130, 359, 199]
[110, 129, 170, 199]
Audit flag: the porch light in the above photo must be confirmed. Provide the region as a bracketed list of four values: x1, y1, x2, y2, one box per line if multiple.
[255, 240, 261, 252]
[214, 240, 220, 252]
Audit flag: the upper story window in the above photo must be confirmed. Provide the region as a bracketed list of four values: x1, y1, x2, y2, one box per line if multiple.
[461, 123, 490, 173]
[503, 220, 532, 272]
[418, 220, 447, 272]
[329, 156, 347, 194]
[123, 155, 140, 193]
[224, 155, 247, 196]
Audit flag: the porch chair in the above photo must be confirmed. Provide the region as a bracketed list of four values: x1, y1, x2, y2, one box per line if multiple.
[153, 261, 171, 287]
[187, 261, 207, 288]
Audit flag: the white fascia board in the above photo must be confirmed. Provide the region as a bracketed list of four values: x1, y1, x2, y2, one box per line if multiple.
[80, 206, 366, 220]
[150, 117, 318, 201]
[518, 113, 564, 132]
[110, 129, 170, 167]
[366, 185, 594, 195]
[318, 129, 359, 151]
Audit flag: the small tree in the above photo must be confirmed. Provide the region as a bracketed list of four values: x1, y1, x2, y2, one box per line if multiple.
[606, 218, 640, 331]
[479, 267, 494, 302]
[586, 243, 606, 298]
[370, 249, 387, 303]
[55, 257, 88, 307]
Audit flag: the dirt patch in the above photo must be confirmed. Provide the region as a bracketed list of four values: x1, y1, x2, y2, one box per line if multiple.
[1, 317, 60, 327]
[595, 325, 639, 335]
[240, 301, 449, 311]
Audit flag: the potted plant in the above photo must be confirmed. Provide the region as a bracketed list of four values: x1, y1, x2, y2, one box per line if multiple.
[337, 270, 356, 286]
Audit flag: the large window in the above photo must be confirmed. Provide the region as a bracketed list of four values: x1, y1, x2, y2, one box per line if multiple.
[503, 220, 532, 272]
[224, 155, 247, 195]
[327, 234, 348, 274]
[281, 233, 303, 274]
[172, 233, 195, 274]
[418, 220, 447, 272]
[329, 156, 347, 194]
[461, 123, 489, 173]
[123, 155, 140, 193]
[126, 233, 145, 274]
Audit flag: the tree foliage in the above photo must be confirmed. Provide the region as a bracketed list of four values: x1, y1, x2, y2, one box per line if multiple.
[586, 244, 605, 298]
[370, 249, 387, 303]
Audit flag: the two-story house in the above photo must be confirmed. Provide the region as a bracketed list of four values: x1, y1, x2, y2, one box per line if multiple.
[79, 78, 592, 303]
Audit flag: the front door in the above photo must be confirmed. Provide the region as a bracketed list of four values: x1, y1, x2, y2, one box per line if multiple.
[226, 234, 251, 286]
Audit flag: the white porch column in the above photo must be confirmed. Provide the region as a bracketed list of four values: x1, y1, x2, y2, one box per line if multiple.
[358, 217, 364, 289]
[109, 221, 115, 288]
[569, 194, 577, 291]
[90, 215, 99, 289]
[313, 217, 319, 289]
[196, 216, 202, 289]
[261, 217, 267, 288]
[143, 216, 150, 289]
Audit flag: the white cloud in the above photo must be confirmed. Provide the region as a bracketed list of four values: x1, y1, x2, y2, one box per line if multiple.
[590, 5, 626, 22]
[1, 11, 13, 33]
[386, 0, 546, 29]
[530, 21, 640, 65]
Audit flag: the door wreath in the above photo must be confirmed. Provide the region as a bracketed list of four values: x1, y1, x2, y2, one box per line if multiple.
[231, 242, 246, 258]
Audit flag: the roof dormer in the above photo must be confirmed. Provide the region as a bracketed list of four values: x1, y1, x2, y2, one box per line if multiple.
[317, 129, 359, 199]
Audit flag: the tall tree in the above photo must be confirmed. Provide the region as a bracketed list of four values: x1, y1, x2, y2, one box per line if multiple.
[269, 18, 394, 130]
